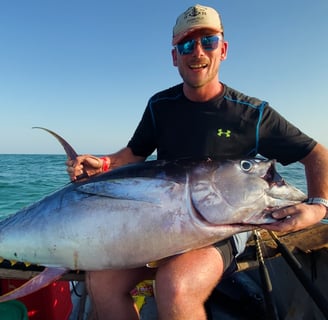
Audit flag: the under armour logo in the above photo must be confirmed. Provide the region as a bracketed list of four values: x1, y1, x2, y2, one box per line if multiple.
[217, 129, 231, 137]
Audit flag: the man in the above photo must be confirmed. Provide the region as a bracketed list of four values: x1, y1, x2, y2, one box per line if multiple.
[67, 5, 328, 320]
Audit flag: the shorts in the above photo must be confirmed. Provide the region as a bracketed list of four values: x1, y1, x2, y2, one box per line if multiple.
[213, 237, 238, 278]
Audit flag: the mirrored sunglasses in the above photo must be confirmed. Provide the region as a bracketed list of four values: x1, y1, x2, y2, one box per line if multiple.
[176, 35, 220, 55]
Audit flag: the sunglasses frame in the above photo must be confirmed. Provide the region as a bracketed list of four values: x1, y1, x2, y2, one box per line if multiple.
[175, 35, 221, 55]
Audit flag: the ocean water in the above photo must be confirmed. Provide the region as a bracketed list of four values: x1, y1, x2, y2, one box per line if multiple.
[0, 154, 307, 219]
[0, 154, 69, 218]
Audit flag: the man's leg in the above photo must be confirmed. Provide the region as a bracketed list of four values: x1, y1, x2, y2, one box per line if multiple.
[155, 246, 225, 320]
[86, 267, 155, 320]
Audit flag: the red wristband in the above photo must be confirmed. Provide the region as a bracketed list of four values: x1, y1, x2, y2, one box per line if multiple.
[100, 157, 109, 172]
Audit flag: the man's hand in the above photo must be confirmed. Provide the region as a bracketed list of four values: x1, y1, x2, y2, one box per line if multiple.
[66, 155, 105, 181]
[262, 202, 326, 232]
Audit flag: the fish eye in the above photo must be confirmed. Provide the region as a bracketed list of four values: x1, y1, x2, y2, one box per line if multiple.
[240, 160, 253, 172]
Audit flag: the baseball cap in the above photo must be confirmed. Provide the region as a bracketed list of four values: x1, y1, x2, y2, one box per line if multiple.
[172, 4, 224, 45]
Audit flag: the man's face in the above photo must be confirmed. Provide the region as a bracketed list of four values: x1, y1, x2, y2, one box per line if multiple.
[172, 29, 228, 89]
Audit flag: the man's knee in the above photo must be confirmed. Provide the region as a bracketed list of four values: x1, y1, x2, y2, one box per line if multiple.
[155, 248, 224, 301]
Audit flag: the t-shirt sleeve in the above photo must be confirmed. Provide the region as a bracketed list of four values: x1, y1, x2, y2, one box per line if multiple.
[127, 104, 157, 158]
[258, 106, 316, 165]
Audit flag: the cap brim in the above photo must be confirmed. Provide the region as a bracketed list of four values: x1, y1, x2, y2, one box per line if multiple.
[172, 26, 222, 45]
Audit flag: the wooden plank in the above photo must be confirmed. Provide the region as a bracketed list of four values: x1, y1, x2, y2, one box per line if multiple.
[235, 224, 328, 271]
[0, 264, 85, 281]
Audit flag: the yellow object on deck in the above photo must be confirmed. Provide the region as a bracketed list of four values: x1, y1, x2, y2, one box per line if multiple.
[131, 280, 154, 311]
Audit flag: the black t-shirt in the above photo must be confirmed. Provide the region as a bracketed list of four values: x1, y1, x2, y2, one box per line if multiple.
[127, 83, 316, 165]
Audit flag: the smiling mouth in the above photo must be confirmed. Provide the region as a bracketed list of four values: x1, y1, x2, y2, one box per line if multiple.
[189, 63, 208, 69]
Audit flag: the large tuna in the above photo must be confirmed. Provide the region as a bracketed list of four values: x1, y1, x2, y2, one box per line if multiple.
[0, 128, 307, 301]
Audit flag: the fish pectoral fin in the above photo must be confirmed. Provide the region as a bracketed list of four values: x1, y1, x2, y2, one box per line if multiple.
[0, 267, 68, 302]
[78, 178, 180, 204]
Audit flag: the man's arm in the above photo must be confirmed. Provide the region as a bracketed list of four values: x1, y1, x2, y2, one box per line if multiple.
[301, 143, 328, 201]
[67, 147, 146, 181]
[264, 143, 328, 232]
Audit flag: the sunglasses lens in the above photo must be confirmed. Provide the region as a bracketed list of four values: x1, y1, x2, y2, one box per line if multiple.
[201, 36, 219, 50]
[177, 40, 195, 55]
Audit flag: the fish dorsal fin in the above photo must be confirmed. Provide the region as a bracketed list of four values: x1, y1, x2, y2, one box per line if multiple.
[32, 127, 78, 160]
[0, 267, 67, 302]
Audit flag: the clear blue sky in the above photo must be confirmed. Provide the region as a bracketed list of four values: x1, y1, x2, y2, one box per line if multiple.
[1, 1, 327, 154]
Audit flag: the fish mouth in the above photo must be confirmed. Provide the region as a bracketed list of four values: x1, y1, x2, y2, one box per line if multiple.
[262, 161, 285, 188]
[263, 161, 306, 202]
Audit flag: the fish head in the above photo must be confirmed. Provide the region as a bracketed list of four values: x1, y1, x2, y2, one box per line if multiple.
[190, 158, 307, 226]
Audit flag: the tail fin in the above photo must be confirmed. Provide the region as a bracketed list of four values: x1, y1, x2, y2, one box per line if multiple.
[0, 267, 67, 302]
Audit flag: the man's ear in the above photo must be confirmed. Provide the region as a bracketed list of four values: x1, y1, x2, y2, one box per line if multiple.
[220, 41, 228, 61]
[172, 48, 178, 66]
